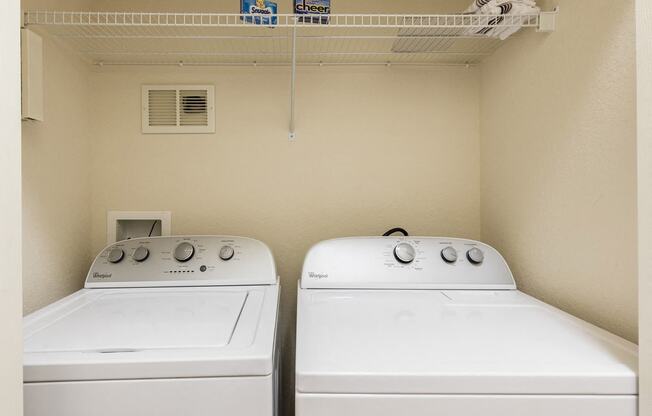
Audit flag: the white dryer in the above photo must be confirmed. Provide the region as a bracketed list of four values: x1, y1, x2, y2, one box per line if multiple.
[295, 237, 638, 416]
[24, 236, 280, 416]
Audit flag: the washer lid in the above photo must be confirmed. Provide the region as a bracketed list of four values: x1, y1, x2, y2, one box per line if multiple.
[25, 291, 246, 353]
[295, 289, 638, 395]
[24, 285, 279, 382]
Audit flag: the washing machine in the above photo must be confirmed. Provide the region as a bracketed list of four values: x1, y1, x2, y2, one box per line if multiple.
[24, 236, 280, 416]
[295, 237, 638, 416]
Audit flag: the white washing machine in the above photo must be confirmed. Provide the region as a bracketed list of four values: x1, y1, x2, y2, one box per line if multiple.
[295, 237, 638, 416]
[24, 236, 280, 416]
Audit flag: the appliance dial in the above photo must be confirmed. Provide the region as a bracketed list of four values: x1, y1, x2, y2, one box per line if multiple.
[174, 242, 195, 262]
[107, 248, 124, 264]
[133, 246, 149, 262]
[219, 245, 235, 261]
[441, 246, 458, 263]
[393, 243, 416, 264]
[466, 247, 485, 265]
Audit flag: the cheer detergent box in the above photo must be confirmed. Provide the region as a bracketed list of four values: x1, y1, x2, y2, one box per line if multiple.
[295, 0, 331, 24]
[241, 0, 278, 25]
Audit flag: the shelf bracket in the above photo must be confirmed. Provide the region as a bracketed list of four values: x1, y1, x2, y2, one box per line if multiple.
[537, 6, 559, 33]
[289, 18, 297, 141]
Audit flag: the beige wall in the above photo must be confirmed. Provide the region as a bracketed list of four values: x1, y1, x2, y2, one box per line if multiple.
[89, 65, 481, 414]
[1, 0, 24, 414]
[20, 1, 95, 313]
[636, 0, 652, 413]
[23, 0, 95, 9]
[480, 0, 638, 342]
[21, 29, 93, 313]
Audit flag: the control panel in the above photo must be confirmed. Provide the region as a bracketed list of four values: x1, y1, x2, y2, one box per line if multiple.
[301, 237, 515, 290]
[85, 236, 276, 288]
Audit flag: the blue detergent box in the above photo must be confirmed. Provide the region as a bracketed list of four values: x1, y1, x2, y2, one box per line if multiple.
[295, 0, 331, 24]
[241, 0, 278, 25]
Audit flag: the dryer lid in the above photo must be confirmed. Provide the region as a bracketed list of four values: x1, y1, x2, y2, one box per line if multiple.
[295, 289, 638, 395]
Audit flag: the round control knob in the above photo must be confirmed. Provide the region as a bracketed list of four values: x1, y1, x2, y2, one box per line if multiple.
[441, 246, 458, 263]
[219, 245, 235, 261]
[393, 243, 416, 264]
[107, 247, 124, 264]
[174, 242, 195, 262]
[133, 246, 149, 262]
[466, 247, 485, 265]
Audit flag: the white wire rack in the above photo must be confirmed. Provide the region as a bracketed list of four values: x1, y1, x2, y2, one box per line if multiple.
[22, 10, 557, 138]
[23, 11, 557, 66]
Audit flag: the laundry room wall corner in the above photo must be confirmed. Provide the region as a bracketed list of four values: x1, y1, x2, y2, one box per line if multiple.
[480, 0, 638, 342]
[21, 0, 95, 314]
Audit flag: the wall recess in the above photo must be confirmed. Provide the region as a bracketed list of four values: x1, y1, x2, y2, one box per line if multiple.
[107, 211, 172, 244]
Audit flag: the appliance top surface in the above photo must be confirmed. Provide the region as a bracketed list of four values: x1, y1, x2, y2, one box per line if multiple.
[86, 235, 276, 288]
[295, 236, 637, 395]
[25, 287, 248, 353]
[24, 284, 279, 382]
[296, 288, 638, 395]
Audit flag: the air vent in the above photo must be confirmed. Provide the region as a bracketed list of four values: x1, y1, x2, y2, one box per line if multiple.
[142, 85, 215, 134]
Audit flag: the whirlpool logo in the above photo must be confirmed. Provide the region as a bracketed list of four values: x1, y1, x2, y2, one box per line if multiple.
[93, 272, 112, 279]
[308, 272, 328, 279]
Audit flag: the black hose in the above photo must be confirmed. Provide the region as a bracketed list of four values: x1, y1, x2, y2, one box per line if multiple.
[148, 220, 158, 237]
[382, 227, 409, 237]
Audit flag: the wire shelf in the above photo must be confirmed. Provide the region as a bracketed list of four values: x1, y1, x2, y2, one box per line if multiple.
[22, 11, 556, 66]
[22, 10, 557, 139]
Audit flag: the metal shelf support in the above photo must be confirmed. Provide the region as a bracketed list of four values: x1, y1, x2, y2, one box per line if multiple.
[289, 18, 297, 141]
[537, 6, 559, 32]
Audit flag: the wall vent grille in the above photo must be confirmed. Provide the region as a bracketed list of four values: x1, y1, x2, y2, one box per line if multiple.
[142, 85, 215, 134]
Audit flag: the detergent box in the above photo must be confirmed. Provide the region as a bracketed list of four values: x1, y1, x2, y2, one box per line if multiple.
[295, 0, 331, 24]
[241, 0, 278, 25]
